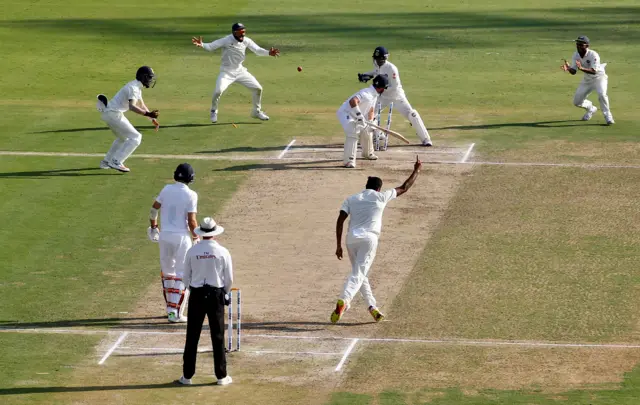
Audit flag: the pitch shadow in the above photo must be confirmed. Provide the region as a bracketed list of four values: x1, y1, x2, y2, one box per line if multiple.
[213, 160, 344, 172]
[31, 122, 259, 134]
[0, 167, 116, 178]
[0, 381, 213, 396]
[431, 120, 607, 131]
[196, 143, 344, 154]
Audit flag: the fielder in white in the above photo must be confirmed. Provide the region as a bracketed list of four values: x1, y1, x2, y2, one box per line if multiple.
[191, 23, 280, 123]
[96, 66, 159, 173]
[331, 156, 422, 324]
[358, 46, 433, 146]
[148, 163, 199, 323]
[562, 35, 615, 125]
[337, 75, 389, 168]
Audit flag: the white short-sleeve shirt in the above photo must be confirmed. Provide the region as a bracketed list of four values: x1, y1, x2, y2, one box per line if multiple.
[340, 188, 397, 237]
[570, 49, 607, 82]
[338, 86, 380, 117]
[156, 182, 198, 234]
[183, 240, 233, 293]
[107, 80, 143, 112]
[371, 61, 405, 101]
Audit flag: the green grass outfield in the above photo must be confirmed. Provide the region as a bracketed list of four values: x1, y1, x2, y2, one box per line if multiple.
[1, 0, 640, 404]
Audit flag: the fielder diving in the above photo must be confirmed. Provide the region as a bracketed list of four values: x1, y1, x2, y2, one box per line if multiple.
[358, 46, 433, 147]
[96, 66, 159, 173]
[148, 163, 199, 323]
[337, 74, 389, 168]
[192, 23, 280, 123]
[331, 156, 423, 323]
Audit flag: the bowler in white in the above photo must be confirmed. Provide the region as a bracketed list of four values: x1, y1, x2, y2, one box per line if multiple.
[148, 163, 199, 323]
[562, 35, 614, 125]
[192, 22, 280, 123]
[331, 156, 422, 324]
[358, 46, 433, 146]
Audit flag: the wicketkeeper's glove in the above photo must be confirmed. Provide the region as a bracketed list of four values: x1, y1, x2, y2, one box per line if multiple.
[144, 110, 159, 119]
[147, 226, 160, 242]
[358, 73, 373, 83]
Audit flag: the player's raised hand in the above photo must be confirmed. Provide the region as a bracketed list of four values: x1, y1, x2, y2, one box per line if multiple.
[561, 59, 570, 71]
[192, 36, 204, 48]
[269, 47, 280, 57]
[414, 155, 422, 171]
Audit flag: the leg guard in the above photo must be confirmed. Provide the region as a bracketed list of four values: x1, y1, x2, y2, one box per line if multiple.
[344, 133, 358, 166]
[162, 273, 187, 316]
[359, 129, 375, 159]
[408, 109, 431, 144]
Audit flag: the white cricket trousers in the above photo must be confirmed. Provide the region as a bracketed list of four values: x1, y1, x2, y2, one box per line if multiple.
[340, 232, 379, 309]
[378, 94, 431, 143]
[159, 232, 193, 317]
[100, 111, 142, 164]
[337, 110, 374, 166]
[211, 68, 263, 113]
[573, 76, 612, 116]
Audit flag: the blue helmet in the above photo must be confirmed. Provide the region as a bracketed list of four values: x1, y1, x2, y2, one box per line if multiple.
[372, 46, 389, 60]
[174, 163, 195, 184]
[372, 74, 389, 89]
[232, 22, 246, 32]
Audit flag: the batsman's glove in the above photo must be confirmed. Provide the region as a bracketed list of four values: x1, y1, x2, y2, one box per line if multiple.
[223, 293, 231, 306]
[358, 73, 373, 83]
[144, 110, 159, 119]
[147, 226, 160, 242]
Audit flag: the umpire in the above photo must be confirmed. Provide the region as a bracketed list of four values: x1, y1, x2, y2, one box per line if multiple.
[176, 217, 234, 386]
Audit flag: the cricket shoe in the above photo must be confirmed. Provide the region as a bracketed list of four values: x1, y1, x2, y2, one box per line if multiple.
[330, 299, 347, 324]
[217, 376, 233, 386]
[107, 160, 130, 173]
[99, 160, 111, 169]
[174, 376, 192, 385]
[251, 110, 270, 121]
[210, 110, 218, 123]
[605, 114, 615, 125]
[582, 105, 597, 121]
[168, 313, 187, 323]
[422, 140, 433, 147]
[368, 306, 385, 322]
[364, 154, 379, 160]
[344, 161, 356, 168]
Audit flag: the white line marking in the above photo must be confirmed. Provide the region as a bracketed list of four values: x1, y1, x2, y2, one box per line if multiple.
[117, 346, 341, 356]
[460, 143, 475, 163]
[3, 328, 640, 350]
[3, 150, 640, 170]
[277, 139, 296, 159]
[98, 332, 128, 365]
[288, 147, 463, 155]
[335, 338, 358, 371]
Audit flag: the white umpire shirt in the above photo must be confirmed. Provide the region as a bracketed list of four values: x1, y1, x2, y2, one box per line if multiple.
[338, 86, 380, 119]
[183, 240, 233, 293]
[202, 35, 270, 73]
[570, 49, 607, 83]
[340, 188, 397, 239]
[365, 61, 405, 100]
[156, 182, 198, 234]
[106, 80, 143, 113]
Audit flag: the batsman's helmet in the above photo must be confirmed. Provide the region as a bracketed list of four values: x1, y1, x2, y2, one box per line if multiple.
[232, 22, 246, 32]
[174, 163, 195, 184]
[136, 66, 156, 88]
[372, 74, 389, 89]
[372, 46, 389, 60]
[575, 35, 590, 45]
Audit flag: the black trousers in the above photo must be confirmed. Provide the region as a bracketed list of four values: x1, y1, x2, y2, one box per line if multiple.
[182, 286, 227, 380]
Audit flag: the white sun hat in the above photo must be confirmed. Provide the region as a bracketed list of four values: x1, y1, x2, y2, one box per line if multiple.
[195, 217, 225, 237]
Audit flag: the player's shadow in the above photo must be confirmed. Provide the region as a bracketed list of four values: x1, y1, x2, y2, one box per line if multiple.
[0, 167, 116, 179]
[0, 316, 170, 329]
[31, 122, 258, 134]
[432, 120, 606, 130]
[196, 143, 343, 154]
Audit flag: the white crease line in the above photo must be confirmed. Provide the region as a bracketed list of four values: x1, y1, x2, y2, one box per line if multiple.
[460, 143, 475, 163]
[3, 150, 640, 169]
[98, 332, 128, 365]
[335, 338, 359, 371]
[4, 328, 640, 350]
[277, 139, 297, 159]
[117, 346, 341, 356]
[288, 147, 463, 155]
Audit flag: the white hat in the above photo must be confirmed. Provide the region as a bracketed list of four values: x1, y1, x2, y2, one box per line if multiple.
[195, 217, 224, 237]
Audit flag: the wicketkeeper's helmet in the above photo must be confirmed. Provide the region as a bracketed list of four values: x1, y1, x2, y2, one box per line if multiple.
[136, 66, 156, 88]
[174, 163, 195, 184]
[372, 46, 389, 60]
[232, 22, 246, 32]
